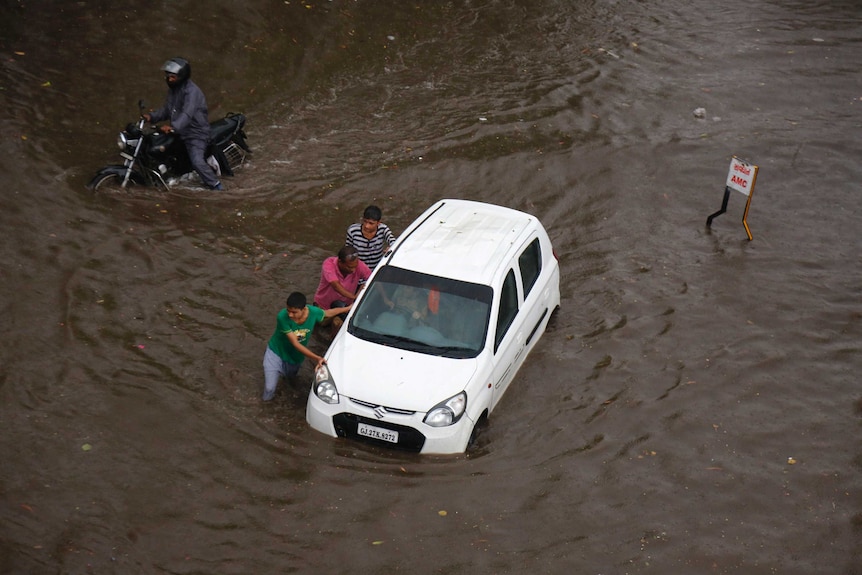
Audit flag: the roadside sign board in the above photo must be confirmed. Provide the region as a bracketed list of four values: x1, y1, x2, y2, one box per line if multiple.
[707, 155, 759, 240]
[726, 157, 757, 196]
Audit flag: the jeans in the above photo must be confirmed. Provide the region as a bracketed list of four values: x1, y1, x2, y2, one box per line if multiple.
[313, 300, 349, 324]
[185, 137, 221, 189]
[262, 346, 301, 401]
[331, 299, 349, 321]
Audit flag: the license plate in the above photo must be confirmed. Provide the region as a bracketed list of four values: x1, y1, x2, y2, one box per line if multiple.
[357, 422, 399, 443]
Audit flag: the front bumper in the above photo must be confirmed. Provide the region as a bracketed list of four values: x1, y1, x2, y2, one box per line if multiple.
[306, 392, 474, 454]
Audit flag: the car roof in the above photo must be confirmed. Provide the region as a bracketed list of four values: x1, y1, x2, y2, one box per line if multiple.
[385, 199, 540, 285]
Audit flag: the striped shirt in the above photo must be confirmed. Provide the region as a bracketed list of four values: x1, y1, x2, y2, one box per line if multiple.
[345, 222, 397, 269]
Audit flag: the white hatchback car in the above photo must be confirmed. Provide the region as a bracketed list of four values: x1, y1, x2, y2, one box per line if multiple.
[306, 199, 560, 454]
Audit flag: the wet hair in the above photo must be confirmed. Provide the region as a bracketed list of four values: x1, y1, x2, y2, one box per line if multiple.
[338, 245, 359, 262]
[363, 205, 382, 221]
[286, 291, 307, 309]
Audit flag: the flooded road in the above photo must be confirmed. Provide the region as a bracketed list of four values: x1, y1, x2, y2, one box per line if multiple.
[1, 0, 860, 573]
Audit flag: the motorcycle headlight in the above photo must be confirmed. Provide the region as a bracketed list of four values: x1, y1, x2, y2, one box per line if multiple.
[313, 364, 339, 404]
[423, 391, 467, 427]
[116, 133, 128, 150]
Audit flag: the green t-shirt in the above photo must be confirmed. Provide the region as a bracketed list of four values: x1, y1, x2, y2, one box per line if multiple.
[267, 305, 325, 365]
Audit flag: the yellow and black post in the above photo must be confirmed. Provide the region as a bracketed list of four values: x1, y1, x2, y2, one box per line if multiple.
[706, 156, 758, 240]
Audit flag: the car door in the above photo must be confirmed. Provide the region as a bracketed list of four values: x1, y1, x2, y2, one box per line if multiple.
[488, 266, 526, 412]
[517, 236, 552, 356]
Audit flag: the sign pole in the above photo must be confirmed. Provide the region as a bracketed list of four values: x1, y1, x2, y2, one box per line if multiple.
[706, 187, 731, 227]
[706, 156, 758, 240]
[740, 167, 758, 241]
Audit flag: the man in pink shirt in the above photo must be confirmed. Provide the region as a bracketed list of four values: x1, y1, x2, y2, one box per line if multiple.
[313, 245, 371, 333]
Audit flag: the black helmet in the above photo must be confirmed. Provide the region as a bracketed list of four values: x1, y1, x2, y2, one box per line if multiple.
[161, 57, 191, 83]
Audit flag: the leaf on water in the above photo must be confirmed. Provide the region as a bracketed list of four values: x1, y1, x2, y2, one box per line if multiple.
[82, 444, 92, 451]
[438, 510, 447, 517]
[372, 540, 384, 545]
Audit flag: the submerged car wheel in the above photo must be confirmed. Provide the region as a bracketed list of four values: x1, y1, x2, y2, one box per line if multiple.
[467, 413, 489, 450]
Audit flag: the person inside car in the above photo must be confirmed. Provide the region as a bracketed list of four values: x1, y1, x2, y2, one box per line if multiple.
[384, 285, 439, 323]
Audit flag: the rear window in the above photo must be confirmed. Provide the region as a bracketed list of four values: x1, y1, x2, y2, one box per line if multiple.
[518, 237, 542, 298]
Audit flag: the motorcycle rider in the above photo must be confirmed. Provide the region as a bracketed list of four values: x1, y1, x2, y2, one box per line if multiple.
[143, 57, 223, 191]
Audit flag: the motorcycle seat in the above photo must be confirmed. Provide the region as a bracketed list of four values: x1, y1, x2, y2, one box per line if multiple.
[210, 113, 246, 144]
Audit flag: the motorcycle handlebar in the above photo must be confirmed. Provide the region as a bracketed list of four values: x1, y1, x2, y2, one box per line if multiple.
[138, 116, 174, 134]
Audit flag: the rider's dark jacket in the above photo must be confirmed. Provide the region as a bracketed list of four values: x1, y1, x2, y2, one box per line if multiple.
[149, 79, 211, 143]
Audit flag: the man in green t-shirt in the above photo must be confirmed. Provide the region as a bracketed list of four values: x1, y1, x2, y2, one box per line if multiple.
[263, 291, 351, 401]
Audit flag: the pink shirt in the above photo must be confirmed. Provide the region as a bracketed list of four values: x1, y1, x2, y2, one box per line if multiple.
[313, 256, 371, 310]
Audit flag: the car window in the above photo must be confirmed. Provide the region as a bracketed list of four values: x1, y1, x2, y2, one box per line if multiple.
[518, 237, 542, 298]
[494, 269, 519, 352]
[349, 266, 492, 358]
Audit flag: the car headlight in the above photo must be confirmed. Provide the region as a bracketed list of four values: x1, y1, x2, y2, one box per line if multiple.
[423, 391, 467, 427]
[117, 133, 128, 150]
[314, 363, 339, 404]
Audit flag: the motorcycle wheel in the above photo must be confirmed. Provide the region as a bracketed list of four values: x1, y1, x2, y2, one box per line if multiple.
[89, 172, 140, 192]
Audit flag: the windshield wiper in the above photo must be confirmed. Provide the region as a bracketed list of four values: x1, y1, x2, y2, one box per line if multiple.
[353, 328, 474, 357]
[431, 345, 476, 358]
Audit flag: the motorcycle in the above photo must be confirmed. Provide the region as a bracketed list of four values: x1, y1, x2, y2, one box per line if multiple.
[87, 100, 250, 191]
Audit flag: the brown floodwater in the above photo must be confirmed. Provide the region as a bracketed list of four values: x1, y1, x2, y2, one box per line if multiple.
[1, 0, 860, 573]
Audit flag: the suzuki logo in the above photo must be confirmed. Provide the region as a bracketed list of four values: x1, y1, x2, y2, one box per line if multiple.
[373, 406, 387, 419]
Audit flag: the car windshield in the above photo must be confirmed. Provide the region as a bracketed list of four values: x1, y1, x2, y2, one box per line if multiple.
[348, 266, 492, 358]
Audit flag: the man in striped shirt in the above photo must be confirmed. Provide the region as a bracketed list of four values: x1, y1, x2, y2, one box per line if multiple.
[345, 205, 397, 270]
